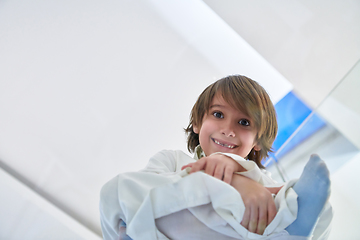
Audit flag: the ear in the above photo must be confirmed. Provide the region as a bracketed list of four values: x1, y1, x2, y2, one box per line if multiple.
[253, 143, 261, 151]
[193, 124, 200, 134]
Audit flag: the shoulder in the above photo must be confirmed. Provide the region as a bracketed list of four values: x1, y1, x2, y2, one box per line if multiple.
[260, 168, 273, 178]
[151, 149, 192, 162]
[151, 149, 195, 167]
[143, 149, 194, 173]
[260, 168, 278, 185]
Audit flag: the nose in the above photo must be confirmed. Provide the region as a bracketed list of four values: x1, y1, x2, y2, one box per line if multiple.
[221, 121, 235, 137]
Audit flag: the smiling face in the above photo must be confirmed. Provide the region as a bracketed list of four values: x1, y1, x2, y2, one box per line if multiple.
[193, 93, 261, 158]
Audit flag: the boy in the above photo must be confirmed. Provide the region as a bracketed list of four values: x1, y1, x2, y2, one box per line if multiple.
[100, 75, 332, 239]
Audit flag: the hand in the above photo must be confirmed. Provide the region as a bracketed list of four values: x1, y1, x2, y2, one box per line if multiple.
[230, 174, 277, 235]
[181, 154, 246, 184]
[266, 186, 283, 195]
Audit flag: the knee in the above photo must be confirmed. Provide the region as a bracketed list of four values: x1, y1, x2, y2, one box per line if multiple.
[100, 176, 119, 204]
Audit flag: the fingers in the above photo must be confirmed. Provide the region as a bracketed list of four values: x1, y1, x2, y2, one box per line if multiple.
[212, 162, 224, 180]
[222, 166, 234, 184]
[241, 197, 277, 235]
[248, 205, 258, 233]
[267, 199, 277, 225]
[205, 160, 217, 177]
[187, 155, 238, 184]
[241, 205, 268, 235]
[207, 161, 234, 183]
[181, 163, 193, 170]
[241, 205, 264, 234]
[189, 158, 206, 173]
[256, 204, 267, 235]
[266, 186, 283, 195]
[241, 207, 250, 230]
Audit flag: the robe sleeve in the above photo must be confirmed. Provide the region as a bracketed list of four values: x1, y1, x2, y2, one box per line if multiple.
[99, 176, 124, 240]
[100, 150, 333, 240]
[209, 152, 333, 239]
[140, 150, 196, 174]
[99, 150, 195, 240]
[209, 152, 281, 186]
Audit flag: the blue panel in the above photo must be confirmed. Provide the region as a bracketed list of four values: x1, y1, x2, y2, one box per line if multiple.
[263, 91, 326, 167]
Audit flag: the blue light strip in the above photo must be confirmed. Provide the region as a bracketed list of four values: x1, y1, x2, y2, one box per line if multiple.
[264, 91, 326, 166]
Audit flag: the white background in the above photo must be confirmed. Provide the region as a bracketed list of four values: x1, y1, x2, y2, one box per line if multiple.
[0, 0, 359, 239]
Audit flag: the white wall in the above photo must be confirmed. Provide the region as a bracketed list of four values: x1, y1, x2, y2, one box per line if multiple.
[0, 0, 291, 237]
[0, 0, 359, 238]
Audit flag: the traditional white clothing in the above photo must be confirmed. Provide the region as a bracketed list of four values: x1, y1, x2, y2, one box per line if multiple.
[99, 149, 332, 240]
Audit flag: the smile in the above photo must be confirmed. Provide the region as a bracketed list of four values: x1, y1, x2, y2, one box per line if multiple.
[212, 138, 236, 149]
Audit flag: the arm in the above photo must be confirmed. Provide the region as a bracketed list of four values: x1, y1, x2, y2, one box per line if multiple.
[182, 152, 277, 185]
[140, 150, 179, 174]
[182, 154, 278, 235]
[100, 176, 124, 240]
[100, 150, 183, 240]
[230, 174, 277, 235]
[181, 153, 247, 184]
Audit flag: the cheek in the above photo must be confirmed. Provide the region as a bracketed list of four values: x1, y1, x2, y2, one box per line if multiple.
[197, 121, 214, 143]
[198, 120, 211, 134]
[241, 132, 258, 146]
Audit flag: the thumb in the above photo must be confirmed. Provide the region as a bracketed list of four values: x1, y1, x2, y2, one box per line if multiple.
[181, 163, 193, 170]
[266, 186, 283, 195]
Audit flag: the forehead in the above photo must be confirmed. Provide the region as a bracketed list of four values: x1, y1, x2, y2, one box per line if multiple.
[209, 93, 250, 117]
[209, 94, 229, 107]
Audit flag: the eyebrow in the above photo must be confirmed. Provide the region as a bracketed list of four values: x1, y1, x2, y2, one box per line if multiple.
[210, 104, 252, 119]
[209, 104, 224, 109]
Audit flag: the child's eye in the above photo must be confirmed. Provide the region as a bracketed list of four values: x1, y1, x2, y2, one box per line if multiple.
[213, 111, 224, 119]
[239, 119, 250, 126]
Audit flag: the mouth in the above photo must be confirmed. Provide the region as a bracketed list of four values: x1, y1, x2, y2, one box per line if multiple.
[212, 138, 237, 149]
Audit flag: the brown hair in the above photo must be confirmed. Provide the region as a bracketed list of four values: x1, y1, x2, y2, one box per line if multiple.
[184, 75, 277, 168]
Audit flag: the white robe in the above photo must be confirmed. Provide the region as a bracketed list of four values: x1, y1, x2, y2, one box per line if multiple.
[99, 150, 332, 240]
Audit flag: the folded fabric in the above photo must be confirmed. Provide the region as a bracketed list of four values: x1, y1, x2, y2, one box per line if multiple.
[99, 149, 332, 240]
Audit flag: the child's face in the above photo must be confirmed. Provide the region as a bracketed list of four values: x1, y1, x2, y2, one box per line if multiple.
[193, 93, 261, 158]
